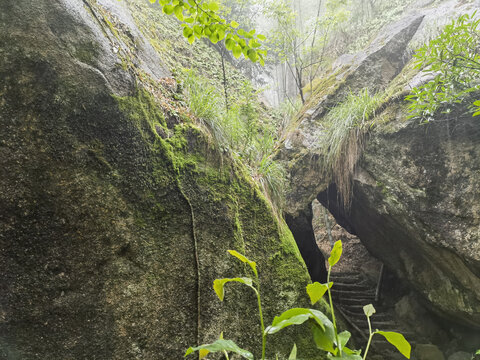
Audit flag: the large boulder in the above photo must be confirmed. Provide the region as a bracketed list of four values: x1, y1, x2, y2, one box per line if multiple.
[282, 12, 424, 216]
[0, 0, 316, 358]
[282, 0, 480, 330]
[334, 103, 480, 328]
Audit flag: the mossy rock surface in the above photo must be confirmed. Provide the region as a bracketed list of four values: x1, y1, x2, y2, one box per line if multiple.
[0, 1, 324, 359]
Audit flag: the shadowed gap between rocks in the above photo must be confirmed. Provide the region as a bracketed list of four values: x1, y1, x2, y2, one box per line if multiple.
[285, 204, 328, 283]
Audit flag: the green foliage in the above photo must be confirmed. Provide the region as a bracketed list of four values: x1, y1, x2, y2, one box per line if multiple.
[376, 332, 411, 358]
[322, 89, 383, 208]
[185, 250, 267, 359]
[147, 0, 267, 63]
[262, 0, 350, 102]
[181, 69, 287, 208]
[289, 344, 297, 359]
[328, 240, 342, 267]
[186, 241, 411, 360]
[406, 12, 480, 121]
[473, 100, 480, 116]
[213, 277, 254, 300]
[185, 339, 254, 359]
[265, 308, 332, 334]
[362, 305, 411, 360]
[228, 249, 258, 275]
[306, 282, 332, 305]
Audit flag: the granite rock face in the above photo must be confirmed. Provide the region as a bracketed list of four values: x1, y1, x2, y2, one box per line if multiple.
[0, 1, 315, 358]
[282, 0, 480, 329]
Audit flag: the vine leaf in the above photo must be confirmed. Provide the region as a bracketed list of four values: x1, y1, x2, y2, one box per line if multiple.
[213, 277, 253, 301]
[306, 282, 332, 305]
[185, 339, 254, 359]
[227, 250, 257, 276]
[375, 331, 411, 359]
[328, 240, 343, 267]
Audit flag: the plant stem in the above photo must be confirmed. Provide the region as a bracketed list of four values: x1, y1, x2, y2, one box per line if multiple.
[363, 315, 374, 360]
[223, 350, 230, 360]
[254, 274, 266, 360]
[327, 265, 341, 356]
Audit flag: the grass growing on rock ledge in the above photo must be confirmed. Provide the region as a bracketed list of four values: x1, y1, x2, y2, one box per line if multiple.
[181, 69, 287, 210]
[322, 89, 384, 209]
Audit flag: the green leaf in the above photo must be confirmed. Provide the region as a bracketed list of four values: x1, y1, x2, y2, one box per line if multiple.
[337, 330, 351, 351]
[328, 240, 342, 267]
[257, 34, 266, 41]
[308, 308, 333, 332]
[247, 49, 257, 62]
[213, 277, 253, 301]
[225, 38, 235, 51]
[193, 25, 203, 37]
[375, 331, 411, 359]
[208, 1, 219, 12]
[163, 4, 175, 14]
[185, 339, 254, 359]
[327, 354, 362, 359]
[188, 34, 195, 44]
[473, 100, 480, 106]
[183, 26, 193, 38]
[363, 304, 376, 317]
[288, 344, 297, 360]
[266, 308, 334, 337]
[217, 28, 225, 41]
[174, 5, 183, 21]
[343, 346, 361, 355]
[473, 110, 480, 116]
[231, 20, 239, 28]
[306, 282, 332, 304]
[266, 308, 313, 334]
[311, 323, 336, 353]
[227, 250, 257, 276]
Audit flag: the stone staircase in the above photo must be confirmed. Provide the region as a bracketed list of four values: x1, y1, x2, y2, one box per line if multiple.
[330, 272, 415, 359]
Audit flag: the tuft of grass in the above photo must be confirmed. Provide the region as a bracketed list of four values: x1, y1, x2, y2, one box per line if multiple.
[322, 88, 384, 209]
[181, 68, 287, 210]
[181, 69, 227, 146]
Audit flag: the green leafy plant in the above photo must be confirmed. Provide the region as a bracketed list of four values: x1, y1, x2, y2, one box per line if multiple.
[405, 12, 480, 121]
[147, 0, 267, 63]
[185, 240, 411, 359]
[185, 250, 264, 359]
[473, 100, 480, 117]
[362, 304, 411, 360]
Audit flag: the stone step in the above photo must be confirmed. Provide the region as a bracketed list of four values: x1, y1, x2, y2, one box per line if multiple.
[340, 308, 391, 322]
[331, 282, 372, 292]
[357, 321, 398, 331]
[330, 273, 364, 284]
[331, 289, 376, 299]
[340, 304, 368, 313]
[335, 297, 377, 306]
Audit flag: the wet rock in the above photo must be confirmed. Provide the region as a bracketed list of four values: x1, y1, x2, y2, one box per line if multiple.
[0, 0, 315, 358]
[448, 352, 473, 360]
[415, 344, 446, 360]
